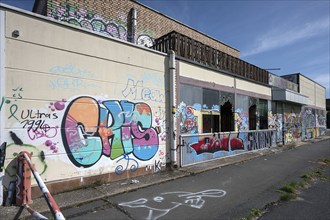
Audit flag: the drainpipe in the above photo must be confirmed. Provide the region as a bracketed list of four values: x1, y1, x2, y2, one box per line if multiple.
[128, 8, 137, 43]
[169, 50, 177, 167]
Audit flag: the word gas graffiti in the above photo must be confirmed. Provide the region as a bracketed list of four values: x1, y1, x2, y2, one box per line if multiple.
[119, 189, 226, 220]
[62, 96, 159, 168]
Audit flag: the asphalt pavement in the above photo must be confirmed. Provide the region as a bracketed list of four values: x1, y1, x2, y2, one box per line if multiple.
[0, 135, 329, 220]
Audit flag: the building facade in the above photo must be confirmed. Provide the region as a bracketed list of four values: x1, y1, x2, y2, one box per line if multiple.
[0, 1, 327, 204]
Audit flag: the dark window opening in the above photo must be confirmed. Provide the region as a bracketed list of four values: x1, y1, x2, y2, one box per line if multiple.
[221, 101, 234, 132]
[203, 114, 219, 133]
[258, 99, 268, 129]
[259, 116, 268, 129]
[249, 104, 257, 130]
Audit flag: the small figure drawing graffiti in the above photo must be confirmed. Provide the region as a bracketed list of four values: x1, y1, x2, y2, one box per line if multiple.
[119, 189, 227, 220]
[61, 96, 159, 168]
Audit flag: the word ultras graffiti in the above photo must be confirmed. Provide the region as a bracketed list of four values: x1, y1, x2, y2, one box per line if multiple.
[61, 97, 159, 168]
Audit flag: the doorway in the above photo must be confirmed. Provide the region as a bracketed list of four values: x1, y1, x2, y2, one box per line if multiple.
[249, 104, 257, 130]
[221, 101, 234, 132]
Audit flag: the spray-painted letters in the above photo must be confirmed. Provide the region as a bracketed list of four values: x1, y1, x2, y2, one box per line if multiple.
[62, 96, 159, 167]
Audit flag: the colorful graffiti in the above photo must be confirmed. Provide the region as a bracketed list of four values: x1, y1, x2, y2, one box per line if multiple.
[180, 130, 276, 166]
[154, 106, 167, 142]
[235, 108, 248, 132]
[62, 96, 159, 168]
[316, 113, 327, 136]
[191, 133, 243, 154]
[268, 111, 283, 143]
[48, 1, 127, 40]
[301, 108, 315, 141]
[48, 1, 155, 46]
[177, 102, 198, 134]
[283, 112, 301, 144]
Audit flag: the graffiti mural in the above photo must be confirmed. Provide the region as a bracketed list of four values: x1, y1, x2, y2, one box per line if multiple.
[48, 1, 128, 40]
[180, 130, 276, 167]
[119, 189, 226, 220]
[47, 1, 155, 46]
[62, 96, 159, 168]
[235, 108, 248, 132]
[190, 133, 244, 154]
[177, 102, 198, 134]
[283, 112, 301, 144]
[301, 108, 315, 141]
[316, 112, 327, 136]
[268, 111, 283, 143]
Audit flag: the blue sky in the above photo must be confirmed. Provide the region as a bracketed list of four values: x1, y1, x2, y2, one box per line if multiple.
[1, 0, 329, 98]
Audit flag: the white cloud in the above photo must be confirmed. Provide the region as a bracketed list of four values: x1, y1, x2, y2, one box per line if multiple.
[241, 17, 329, 57]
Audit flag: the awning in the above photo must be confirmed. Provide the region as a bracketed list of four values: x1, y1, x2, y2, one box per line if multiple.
[272, 88, 309, 105]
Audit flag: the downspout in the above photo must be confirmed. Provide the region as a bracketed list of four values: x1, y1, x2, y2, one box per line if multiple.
[128, 8, 137, 43]
[131, 8, 137, 44]
[0, 8, 5, 206]
[169, 50, 177, 167]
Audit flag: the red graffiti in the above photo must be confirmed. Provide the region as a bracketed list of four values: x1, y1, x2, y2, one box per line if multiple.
[191, 136, 243, 154]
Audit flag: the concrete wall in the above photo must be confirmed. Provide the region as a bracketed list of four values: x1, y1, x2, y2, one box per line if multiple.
[179, 62, 235, 88]
[1, 7, 168, 196]
[299, 74, 326, 109]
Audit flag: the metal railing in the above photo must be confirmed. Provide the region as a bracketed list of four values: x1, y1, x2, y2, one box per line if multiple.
[152, 31, 269, 84]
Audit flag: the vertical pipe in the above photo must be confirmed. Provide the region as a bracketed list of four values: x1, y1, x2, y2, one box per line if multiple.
[128, 8, 137, 43]
[169, 50, 177, 166]
[0, 9, 5, 206]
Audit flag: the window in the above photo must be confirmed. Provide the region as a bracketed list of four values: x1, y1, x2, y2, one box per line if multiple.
[180, 84, 202, 107]
[202, 88, 219, 110]
[203, 114, 220, 133]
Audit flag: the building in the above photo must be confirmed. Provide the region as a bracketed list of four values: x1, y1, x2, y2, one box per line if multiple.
[281, 73, 327, 140]
[0, 1, 327, 203]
